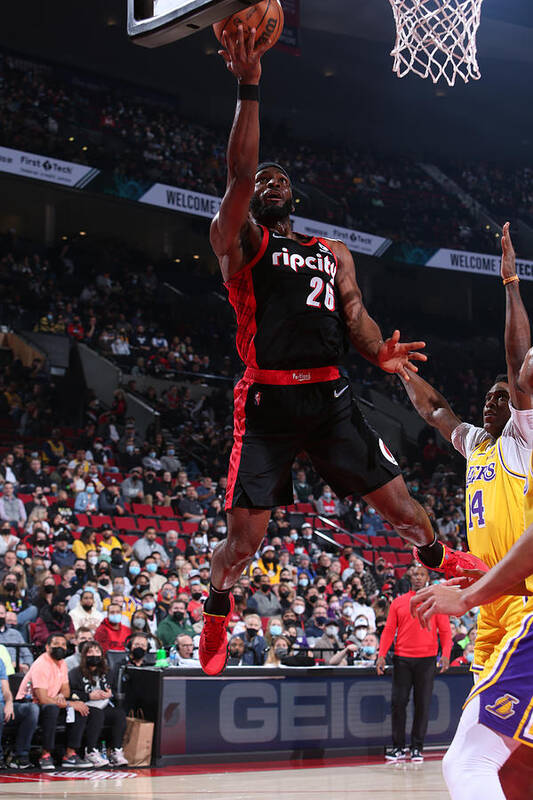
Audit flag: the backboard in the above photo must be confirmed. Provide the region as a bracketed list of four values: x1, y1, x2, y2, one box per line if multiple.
[127, 0, 263, 47]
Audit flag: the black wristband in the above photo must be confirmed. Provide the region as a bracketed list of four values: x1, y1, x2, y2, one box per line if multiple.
[238, 84, 260, 102]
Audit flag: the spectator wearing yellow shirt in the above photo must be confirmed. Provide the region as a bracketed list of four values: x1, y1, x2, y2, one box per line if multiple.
[98, 525, 129, 557]
[256, 545, 282, 585]
[102, 592, 136, 625]
[72, 527, 97, 560]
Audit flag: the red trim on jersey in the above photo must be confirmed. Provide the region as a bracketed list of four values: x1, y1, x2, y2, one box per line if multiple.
[224, 226, 269, 287]
[225, 377, 252, 509]
[317, 237, 339, 269]
[244, 366, 340, 385]
[226, 227, 269, 369]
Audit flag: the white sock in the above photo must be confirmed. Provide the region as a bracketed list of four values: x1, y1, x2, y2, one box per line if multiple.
[442, 695, 520, 800]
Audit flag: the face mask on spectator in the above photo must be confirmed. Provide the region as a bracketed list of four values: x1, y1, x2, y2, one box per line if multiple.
[143, 602, 155, 611]
[191, 591, 202, 600]
[126, 446, 134, 454]
[269, 624, 282, 637]
[149, 452, 156, 458]
[50, 646, 66, 661]
[99, 576, 110, 585]
[88, 556, 98, 566]
[0, 616, 6, 629]
[5, 582, 17, 593]
[129, 565, 141, 576]
[173, 611, 184, 621]
[132, 617, 145, 629]
[274, 647, 288, 658]
[167, 449, 175, 456]
[290, 533, 298, 542]
[293, 604, 305, 615]
[355, 627, 368, 641]
[86, 486, 95, 494]
[16, 550, 27, 560]
[362, 645, 376, 656]
[466, 651, 474, 663]
[295, 547, 304, 556]
[298, 577, 308, 587]
[146, 563, 157, 573]
[326, 626, 338, 637]
[86, 655, 102, 667]
[193, 537, 204, 547]
[246, 627, 259, 639]
[131, 646, 146, 661]
[323, 492, 332, 500]
[109, 613, 121, 625]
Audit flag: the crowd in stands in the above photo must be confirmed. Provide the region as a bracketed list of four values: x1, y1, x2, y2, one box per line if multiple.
[0, 50, 508, 255]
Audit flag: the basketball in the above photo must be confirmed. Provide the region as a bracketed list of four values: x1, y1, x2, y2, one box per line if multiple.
[213, 0, 284, 51]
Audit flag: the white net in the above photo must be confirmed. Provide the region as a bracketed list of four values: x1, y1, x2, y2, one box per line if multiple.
[388, 0, 484, 87]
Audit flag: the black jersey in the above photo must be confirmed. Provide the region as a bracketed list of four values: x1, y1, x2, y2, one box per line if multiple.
[226, 226, 348, 370]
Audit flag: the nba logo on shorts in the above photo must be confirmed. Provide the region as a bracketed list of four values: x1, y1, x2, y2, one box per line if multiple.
[254, 391, 262, 406]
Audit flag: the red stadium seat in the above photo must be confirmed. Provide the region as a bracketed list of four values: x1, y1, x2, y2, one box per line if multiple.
[177, 538, 187, 552]
[396, 552, 414, 565]
[395, 567, 408, 579]
[153, 506, 174, 518]
[355, 534, 372, 546]
[333, 533, 352, 547]
[132, 503, 153, 517]
[181, 521, 198, 535]
[387, 536, 405, 550]
[383, 552, 398, 565]
[361, 549, 375, 563]
[90, 515, 113, 529]
[137, 518, 159, 531]
[76, 513, 90, 527]
[121, 534, 138, 547]
[28, 622, 37, 642]
[159, 519, 182, 533]
[296, 503, 314, 514]
[114, 517, 136, 531]
[372, 536, 388, 549]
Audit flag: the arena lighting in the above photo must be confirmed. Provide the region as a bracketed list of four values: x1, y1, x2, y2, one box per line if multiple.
[193, 254, 200, 259]
[61, 236, 68, 241]
[68, 137, 75, 142]
[174, 258, 181, 263]
[79, 231, 87, 237]
[81, 146, 88, 151]
[127, 0, 263, 48]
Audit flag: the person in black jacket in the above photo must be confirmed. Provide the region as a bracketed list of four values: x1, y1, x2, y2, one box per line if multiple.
[68, 641, 128, 767]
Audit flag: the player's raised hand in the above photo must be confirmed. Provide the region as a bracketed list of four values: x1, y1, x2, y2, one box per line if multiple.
[377, 330, 427, 381]
[219, 26, 271, 84]
[409, 583, 468, 629]
[501, 221, 517, 281]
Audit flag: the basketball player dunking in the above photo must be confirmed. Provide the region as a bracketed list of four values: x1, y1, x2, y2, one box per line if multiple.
[199, 26, 487, 676]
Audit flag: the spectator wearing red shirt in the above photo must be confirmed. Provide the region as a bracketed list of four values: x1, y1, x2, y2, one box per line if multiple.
[94, 603, 130, 652]
[377, 566, 451, 763]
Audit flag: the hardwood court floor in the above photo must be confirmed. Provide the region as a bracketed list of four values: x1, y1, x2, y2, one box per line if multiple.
[0, 756, 451, 800]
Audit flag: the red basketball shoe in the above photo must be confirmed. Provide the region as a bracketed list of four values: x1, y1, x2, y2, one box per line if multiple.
[413, 543, 489, 581]
[199, 594, 235, 676]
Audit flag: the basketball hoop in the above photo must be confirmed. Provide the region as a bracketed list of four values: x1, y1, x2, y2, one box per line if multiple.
[388, 0, 484, 87]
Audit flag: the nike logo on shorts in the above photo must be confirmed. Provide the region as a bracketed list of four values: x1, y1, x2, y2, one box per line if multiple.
[334, 385, 349, 399]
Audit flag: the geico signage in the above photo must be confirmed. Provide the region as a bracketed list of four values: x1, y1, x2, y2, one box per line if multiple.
[218, 680, 451, 744]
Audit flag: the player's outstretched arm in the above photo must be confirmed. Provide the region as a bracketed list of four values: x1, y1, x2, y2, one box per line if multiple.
[209, 27, 271, 281]
[400, 372, 461, 442]
[501, 222, 532, 410]
[335, 243, 426, 380]
[411, 522, 533, 626]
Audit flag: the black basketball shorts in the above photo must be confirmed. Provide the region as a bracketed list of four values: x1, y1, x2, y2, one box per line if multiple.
[225, 367, 401, 510]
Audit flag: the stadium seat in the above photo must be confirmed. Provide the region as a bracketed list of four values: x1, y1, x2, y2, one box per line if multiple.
[396, 552, 413, 565]
[137, 518, 159, 531]
[153, 506, 174, 518]
[132, 503, 153, 517]
[114, 517, 136, 531]
[177, 538, 187, 552]
[159, 519, 182, 533]
[395, 567, 408, 579]
[361, 549, 375, 563]
[333, 533, 352, 547]
[372, 536, 388, 549]
[90, 515, 113, 529]
[76, 513, 90, 527]
[387, 536, 405, 550]
[28, 622, 36, 642]
[181, 521, 198, 535]
[296, 503, 314, 514]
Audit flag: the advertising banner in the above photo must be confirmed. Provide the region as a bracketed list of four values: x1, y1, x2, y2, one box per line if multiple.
[426, 247, 533, 281]
[156, 668, 472, 763]
[138, 183, 391, 257]
[278, 0, 301, 55]
[0, 146, 99, 189]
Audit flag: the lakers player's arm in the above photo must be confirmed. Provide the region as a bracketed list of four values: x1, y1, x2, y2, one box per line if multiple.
[399, 372, 461, 442]
[412, 523, 533, 625]
[209, 27, 269, 281]
[334, 243, 426, 380]
[501, 222, 532, 410]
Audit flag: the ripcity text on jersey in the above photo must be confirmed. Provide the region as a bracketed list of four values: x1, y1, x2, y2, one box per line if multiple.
[226, 226, 348, 370]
